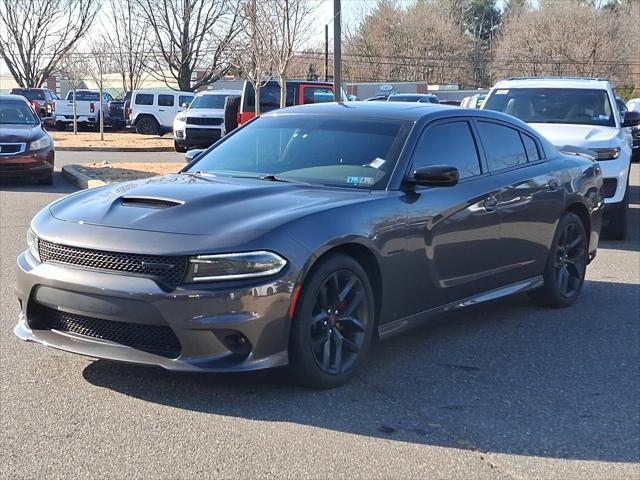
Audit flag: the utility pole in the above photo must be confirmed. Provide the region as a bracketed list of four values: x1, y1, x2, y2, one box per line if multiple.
[333, 0, 341, 101]
[324, 24, 329, 82]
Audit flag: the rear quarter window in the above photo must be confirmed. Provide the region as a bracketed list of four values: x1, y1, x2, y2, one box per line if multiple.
[477, 121, 528, 171]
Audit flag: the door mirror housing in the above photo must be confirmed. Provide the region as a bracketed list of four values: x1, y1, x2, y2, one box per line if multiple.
[622, 110, 640, 128]
[408, 165, 459, 187]
[184, 149, 205, 162]
[181, 102, 190, 108]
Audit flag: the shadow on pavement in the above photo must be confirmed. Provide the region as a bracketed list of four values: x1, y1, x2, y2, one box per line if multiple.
[83, 279, 639, 464]
[0, 172, 77, 194]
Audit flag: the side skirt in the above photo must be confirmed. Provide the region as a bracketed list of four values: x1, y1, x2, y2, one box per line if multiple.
[378, 276, 544, 340]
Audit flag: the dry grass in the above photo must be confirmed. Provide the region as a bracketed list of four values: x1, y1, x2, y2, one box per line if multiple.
[75, 162, 185, 184]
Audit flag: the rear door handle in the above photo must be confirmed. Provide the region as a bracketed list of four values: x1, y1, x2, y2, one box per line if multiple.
[483, 195, 499, 213]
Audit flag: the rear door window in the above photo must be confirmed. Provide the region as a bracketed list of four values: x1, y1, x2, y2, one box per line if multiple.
[476, 121, 527, 171]
[302, 86, 334, 104]
[412, 121, 482, 179]
[158, 94, 174, 107]
[245, 84, 295, 111]
[521, 133, 540, 162]
[135, 93, 154, 105]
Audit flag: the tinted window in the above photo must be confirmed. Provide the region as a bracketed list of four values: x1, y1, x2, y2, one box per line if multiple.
[412, 122, 481, 179]
[0, 99, 40, 125]
[521, 134, 540, 162]
[74, 91, 100, 101]
[158, 94, 174, 107]
[135, 93, 154, 105]
[179, 95, 194, 107]
[477, 122, 527, 171]
[483, 87, 615, 127]
[245, 84, 295, 110]
[190, 94, 230, 109]
[187, 115, 412, 189]
[302, 87, 334, 104]
[11, 89, 45, 101]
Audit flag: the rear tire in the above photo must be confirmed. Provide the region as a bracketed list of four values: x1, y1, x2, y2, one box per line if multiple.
[529, 212, 588, 308]
[223, 95, 241, 133]
[289, 254, 375, 389]
[136, 116, 160, 135]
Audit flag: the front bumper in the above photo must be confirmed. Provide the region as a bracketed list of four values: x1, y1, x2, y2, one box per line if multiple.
[14, 251, 293, 372]
[174, 126, 222, 148]
[0, 149, 54, 179]
[55, 115, 96, 124]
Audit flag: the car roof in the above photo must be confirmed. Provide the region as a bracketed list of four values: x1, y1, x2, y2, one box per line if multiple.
[132, 90, 194, 95]
[492, 77, 611, 90]
[199, 90, 241, 96]
[0, 94, 30, 102]
[264, 101, 530, 126]
[10, 87, 47, 91]
[389, 93, 435, 98]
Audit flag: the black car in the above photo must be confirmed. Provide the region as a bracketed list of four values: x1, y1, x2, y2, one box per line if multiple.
[15, 103, 603, 388]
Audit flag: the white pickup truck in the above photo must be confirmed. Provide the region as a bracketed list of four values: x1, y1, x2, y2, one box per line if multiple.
[53, 90, 114, 131]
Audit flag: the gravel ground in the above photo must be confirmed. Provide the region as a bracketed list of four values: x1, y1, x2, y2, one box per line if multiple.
[51, 131, 173, 149]
[0, 154, 638, 479]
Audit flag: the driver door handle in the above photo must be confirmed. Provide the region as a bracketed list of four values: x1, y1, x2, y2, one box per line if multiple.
[547, 178, 562, 191]
[483, 194, 499, 213]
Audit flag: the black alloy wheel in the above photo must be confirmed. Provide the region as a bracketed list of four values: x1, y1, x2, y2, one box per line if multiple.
[289, 254, 375, 388]
[310, 269, 369, 375]
[530, 212, 588, 308]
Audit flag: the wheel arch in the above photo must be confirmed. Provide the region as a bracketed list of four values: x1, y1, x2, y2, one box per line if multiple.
[566, 201, 591, 236]
[132, 112, 160, 126]
[299, 240, 384, 338]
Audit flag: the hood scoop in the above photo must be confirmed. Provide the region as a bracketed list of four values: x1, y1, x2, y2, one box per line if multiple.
[120, 196, 184, 209]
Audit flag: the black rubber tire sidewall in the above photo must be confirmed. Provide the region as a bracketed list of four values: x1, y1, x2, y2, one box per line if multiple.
[136, 117, 159, 135]
[223, 95, 241, 133]
[174, 140, 187, 153]
[289, 254, 375, 389]
[530, 212, 588, 308]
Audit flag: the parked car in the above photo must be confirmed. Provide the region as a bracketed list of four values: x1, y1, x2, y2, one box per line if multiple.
[15, 102, 603, 388]
[363, 95, 388, 102]
[53, 90, 119, 131]
[626, 98, 640, 162]
[129, 90, 195, 135]
[105, 91, 131, 130]
[465, 93, 487, 109]
[386, 93, 440, 104]
[483, 77, 639, 240]
[228, 80, 337, 131]
[173, 89, 241, 152]
[10, 88, 59, 119]
[0, 95, 54, 185]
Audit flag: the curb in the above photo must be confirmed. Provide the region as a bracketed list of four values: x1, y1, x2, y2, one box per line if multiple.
[62, 165, 107, 189]
[57, 146, 175, 152]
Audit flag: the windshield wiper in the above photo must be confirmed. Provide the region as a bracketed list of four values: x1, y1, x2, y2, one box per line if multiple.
[260, 174, 294, 183]
[179, 171, 217, 181]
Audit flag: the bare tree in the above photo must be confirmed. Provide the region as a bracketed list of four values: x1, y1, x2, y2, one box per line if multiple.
[0, 0, 99, 87]
[136, 0, 240, 91]
[101, 0, 152, 94]
[58, 50, 91, 134]
[263, 0, 317, 108]
[86, 41, 115, 140]
[232, 0, 272, 115]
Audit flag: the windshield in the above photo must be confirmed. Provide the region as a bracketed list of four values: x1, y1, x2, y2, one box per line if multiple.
[0, 99, 39, 125]
[483, 88, 616, 127]
[11, 89, 45, 101]
[186, 114, 412, 189]
[189, 94, 230, 109]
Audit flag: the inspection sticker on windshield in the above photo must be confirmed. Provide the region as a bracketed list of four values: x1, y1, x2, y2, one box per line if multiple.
[347, 176, 375, 186]
[495, 89, 509, 95]
[369, 158, 386, 169]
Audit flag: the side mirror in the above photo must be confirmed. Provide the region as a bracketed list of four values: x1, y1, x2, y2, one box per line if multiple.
[408, 165, 459, 187]
[185, 149, 205, 162]
[622, 110, 640, 128]
[181, 102, 190, 108]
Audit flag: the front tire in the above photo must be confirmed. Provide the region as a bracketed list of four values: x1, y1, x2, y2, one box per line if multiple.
[289, 254, 375, 389]
[529, 212, 588, 308]
[604, 185, 629, 241]
[174, 140, 187, 153]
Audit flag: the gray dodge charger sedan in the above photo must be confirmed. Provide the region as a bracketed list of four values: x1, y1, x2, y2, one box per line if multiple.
[15, 102, 603, 388]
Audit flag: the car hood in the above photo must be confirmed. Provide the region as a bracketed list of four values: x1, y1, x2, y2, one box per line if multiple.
[49, 174, 374, 238]
[183, 109, 224, 117]
[528, 123, 619, 147]
[0, 124, 43, 143]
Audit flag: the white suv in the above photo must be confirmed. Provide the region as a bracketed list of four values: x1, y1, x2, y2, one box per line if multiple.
[173, 89, 240, 152]
[129, 90, 195, 135]
[483, 77, 638, 239]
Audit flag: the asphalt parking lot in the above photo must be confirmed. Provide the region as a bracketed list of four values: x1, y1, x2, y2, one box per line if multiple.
[1, 154, 638, 479]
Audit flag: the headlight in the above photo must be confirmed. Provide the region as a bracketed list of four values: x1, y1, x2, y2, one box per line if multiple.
[185, 251, 287, 282]
[26, 228, 40, 262]
[591, 147, 620, 160]
[29, 134, 52, 151]
[175, 114, 187, 122]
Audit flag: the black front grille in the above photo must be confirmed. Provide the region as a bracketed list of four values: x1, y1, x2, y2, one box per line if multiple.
[185, 128, 222, 141]
[30, 305, 181, 358]
[186, 117, 223, 126]
[0, 143, 23, 154]
[38, 240, 188, 286]
[602, 178, 617, 198]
